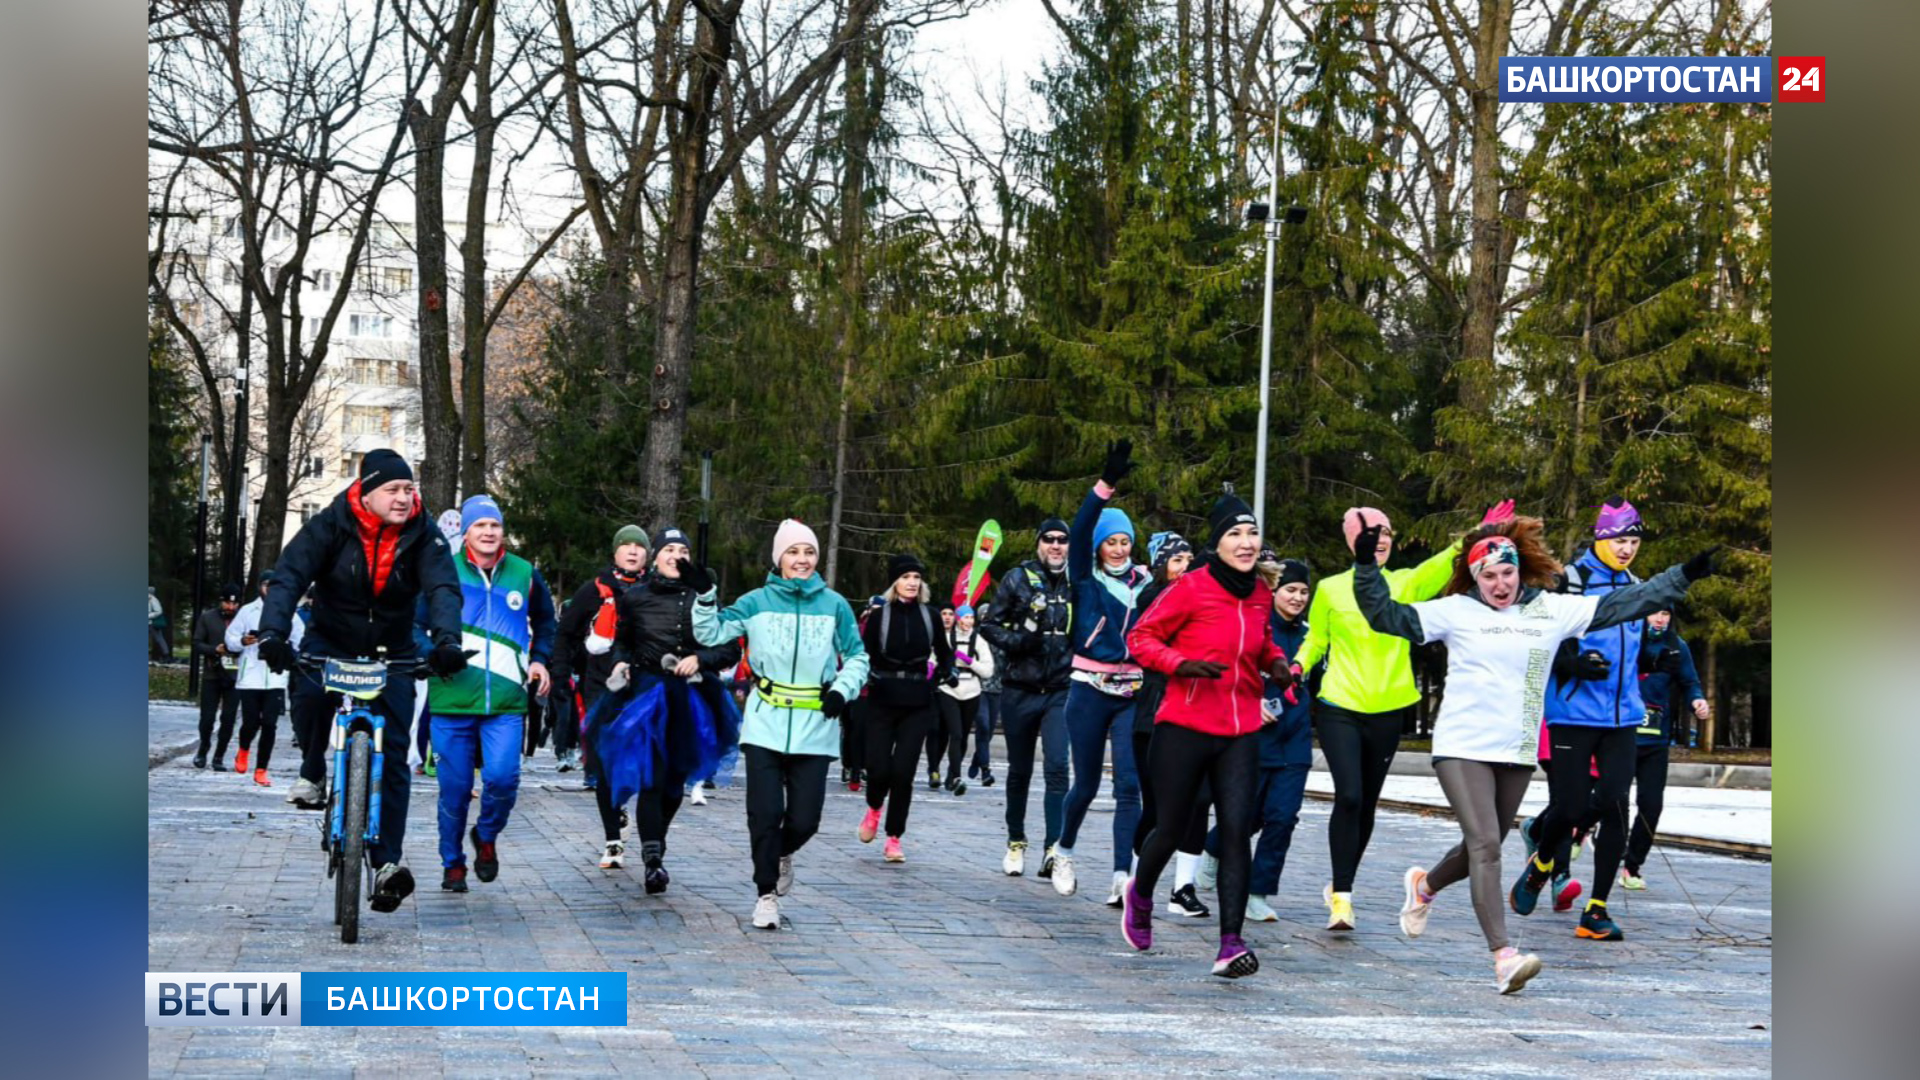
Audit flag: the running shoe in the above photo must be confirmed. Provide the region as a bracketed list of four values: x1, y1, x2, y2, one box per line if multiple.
[1196, 851, 1219, 893]
[1051, 852, 1078, 896]
[847, 774, 862, 793]
[1494, 947, 1543, 995]
[234, 749, 250, 774]
[600, 840, 625, 869]
[618, 808, 629, 832]
[1576, 900, 1625, 941]
[1399, 868, 1432, 938]
[1553, 876, 1584, 913]
[644, 864, 670, 895]
[192, 750, 207, 769]
[1106, 871, 1127, 908]
[557, 751, 575, 773]
[928, 771, 940, 790]
[370, 864, 415, 913]
[211, 755, 227, 773]
[1520, 815, 1540, 863]
[752, 893, 780, 930]
[441, 865, 468, 893]
[252, 768, 271, 788]
[1509, 858, 1550, 916]
[883, 837, 906, 863]
[858, 807, 882, 844]
[1121, 878, 1153, 951]
[470, 827, 499, 883]
[689, 786, 707, 806]
[1324, 884, 1355, 931]
[777, 855, 794, 896]
[980, 771, 995, 787]
[1168, 884, 1211, 918]
[1002, 840, 1027, 876]
[1038, 847, 1056, 880]
[840, 765, 852, 785]
[287, 778, 324, 809]
[968, 762, 980, 780]
[1213, 934, 1259, 978]
[946, 774, 967, 797]
[1246, 895, 1279, 923]
[1619, 868, 1647, 891]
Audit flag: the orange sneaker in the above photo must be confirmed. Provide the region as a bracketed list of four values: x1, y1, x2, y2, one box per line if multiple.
[253, 768, 271, 787]
[858, 807, 882, 844]
[234, 749, 249, 774]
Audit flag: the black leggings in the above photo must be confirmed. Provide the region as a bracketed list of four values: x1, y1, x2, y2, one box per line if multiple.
[595, 768, 686, 864]
[1132, 730, 1209, 859]
[1317, 704, 1406, 892]
[235, 688, 282, 769]
[928, 694, 977, 780]
[840, 698, 867, 777]
[864, 701, 936, 838]
[1625, 741, 1669, 874]
[743, 745, 831, 896]
[1133, 724, 1260, 939]
[1529, 723, 1636, 903]
[198, 673, 240, 757]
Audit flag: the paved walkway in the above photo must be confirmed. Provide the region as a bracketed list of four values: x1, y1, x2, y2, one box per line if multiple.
[148, 708, 1772, 1076]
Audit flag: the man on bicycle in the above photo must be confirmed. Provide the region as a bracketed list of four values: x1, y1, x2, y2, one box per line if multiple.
[256, 449, 466, 914]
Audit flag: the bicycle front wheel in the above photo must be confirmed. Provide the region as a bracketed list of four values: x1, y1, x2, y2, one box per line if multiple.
[338, 730, 371, 944]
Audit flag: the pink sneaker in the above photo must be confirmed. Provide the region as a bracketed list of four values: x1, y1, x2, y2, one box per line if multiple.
[858, 807, 882, 844]
[1121, 877, 1152, 951]
[1553, 877, 1583, 913]
[883, 837, 905, 863]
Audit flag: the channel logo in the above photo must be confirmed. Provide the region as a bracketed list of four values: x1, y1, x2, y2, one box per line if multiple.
[146, 972, 627, 1026]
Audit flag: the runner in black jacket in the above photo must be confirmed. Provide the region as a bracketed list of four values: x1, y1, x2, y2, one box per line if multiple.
[549, 525, 650, 781]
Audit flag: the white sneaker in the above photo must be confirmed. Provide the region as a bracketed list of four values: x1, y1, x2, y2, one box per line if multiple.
[752, 893, 780, 930]
[777, 855, 795, 896]
[1399, 867, 1432, 938]
[690, 786, 708, 806]
[600, 841, 625, 869]
[1106, 871, 1128, 908]
[1051, 852, 1078, 896]
[286, 778, 324, 807]
[1002, 840, 1027, 876]
[1494, 948, 1543, 995]
[1246, 895, 1279, 922]
[1196, 851, 1219, 893]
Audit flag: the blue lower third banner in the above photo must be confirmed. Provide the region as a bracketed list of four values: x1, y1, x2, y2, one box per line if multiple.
[146, 972, 627, 1026]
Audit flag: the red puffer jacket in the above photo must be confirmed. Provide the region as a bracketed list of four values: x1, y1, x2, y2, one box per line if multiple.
[1126, 563, 1284, 737]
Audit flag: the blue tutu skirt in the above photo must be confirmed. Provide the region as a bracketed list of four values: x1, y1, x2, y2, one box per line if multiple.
[587, 674, 742, 809]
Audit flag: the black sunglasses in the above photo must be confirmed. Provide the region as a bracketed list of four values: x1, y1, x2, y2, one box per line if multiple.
[1039, 534, 1069, 544]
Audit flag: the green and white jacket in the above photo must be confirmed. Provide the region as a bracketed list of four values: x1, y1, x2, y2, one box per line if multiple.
[693, 571, 870, 758]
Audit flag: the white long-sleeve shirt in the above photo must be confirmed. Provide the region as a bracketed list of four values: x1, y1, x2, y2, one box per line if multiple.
[938, 628, 996, 702]
[225, 597, 304, 691]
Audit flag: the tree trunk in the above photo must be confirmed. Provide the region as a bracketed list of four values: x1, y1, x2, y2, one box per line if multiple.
[1700, 638, 1719, 750]
[825, 30, 876, 588]
[1459, 0, 1515, 414]
[410, 100, 461, 512]
[460, 11, 497, 496]
[249, 397, 295, 588]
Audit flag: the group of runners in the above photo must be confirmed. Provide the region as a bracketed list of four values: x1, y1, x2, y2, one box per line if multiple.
[185, 444, 1723, 993]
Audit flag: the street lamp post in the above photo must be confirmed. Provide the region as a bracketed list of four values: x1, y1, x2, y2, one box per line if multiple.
[1247, 63, 1318, 532]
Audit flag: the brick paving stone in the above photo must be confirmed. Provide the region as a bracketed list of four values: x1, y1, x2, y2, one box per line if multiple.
[150, 710, 1770, 1077]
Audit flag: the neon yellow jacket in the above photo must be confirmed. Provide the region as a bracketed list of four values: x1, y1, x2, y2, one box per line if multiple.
[1295, 543, 1459, 714]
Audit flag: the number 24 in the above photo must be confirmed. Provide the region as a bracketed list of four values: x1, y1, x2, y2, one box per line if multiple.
[1783, 66, 1820, 92]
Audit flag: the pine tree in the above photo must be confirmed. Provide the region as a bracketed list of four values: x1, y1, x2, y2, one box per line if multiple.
[149, 317, 201, 634]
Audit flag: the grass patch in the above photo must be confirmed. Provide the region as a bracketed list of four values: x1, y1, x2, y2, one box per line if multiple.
[150, 665, 191, 702]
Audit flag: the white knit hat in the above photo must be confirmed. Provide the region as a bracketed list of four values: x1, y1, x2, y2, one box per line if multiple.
[772, 519, 819, 566]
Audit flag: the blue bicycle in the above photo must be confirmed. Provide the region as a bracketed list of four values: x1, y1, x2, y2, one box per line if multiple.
[301, 654, 428, 943]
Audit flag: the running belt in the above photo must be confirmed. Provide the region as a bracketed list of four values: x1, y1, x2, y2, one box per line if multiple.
[754, 675, 824, 710]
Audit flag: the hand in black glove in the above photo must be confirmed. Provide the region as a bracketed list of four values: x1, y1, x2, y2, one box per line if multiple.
[258, 634, 296, 674]
[1101, 438, 1134, 488]
[1570, 649, 1612, 682]
[1174, 658, 1228, 680]
[1350, 514, 1385, 567]
[1682, 546, 1720, 582]
[821, 688, 848, 718]
[677, 558, 715, 595]
[428, 643, 473, 679]
[1267, 659, 1296, 690]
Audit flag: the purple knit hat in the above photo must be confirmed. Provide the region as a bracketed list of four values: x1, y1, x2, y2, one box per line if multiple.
[1593, 497, 1644, 539]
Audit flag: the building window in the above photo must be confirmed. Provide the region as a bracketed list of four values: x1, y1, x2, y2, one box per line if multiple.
[310, 269, 336, 292]
[348, 313, 392, 338]
[343, 405, 392, 438]
[339, 451, 365, 479]
[307, 455, 324, 479]
[346, 357, 411, 387]
[299, 502, 320, 524]
[223, 262, 242, 286]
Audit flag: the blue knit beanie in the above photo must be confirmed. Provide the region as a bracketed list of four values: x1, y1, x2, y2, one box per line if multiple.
[1094, 507, 1134, 549]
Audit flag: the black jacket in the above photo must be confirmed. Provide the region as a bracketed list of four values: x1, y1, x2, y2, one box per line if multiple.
[551, 566, 644, 709]
[978, 558, 1073, 693]
[260, 485, 461, 658]
[859, 598, 955, 709]
[611, 570, 743, 676]
[193, 607, 236, 680]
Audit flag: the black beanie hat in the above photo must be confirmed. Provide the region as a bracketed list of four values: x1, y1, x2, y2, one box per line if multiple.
[1037, 517, 1069, 540]
[358, 448, 413, 490]
[887, 552, 928, 583]
[218, 582, 242, 602]
[655, 526, 691, 551]
[1277, 558, 1311, 589]
[1208, 494, 1258, 547]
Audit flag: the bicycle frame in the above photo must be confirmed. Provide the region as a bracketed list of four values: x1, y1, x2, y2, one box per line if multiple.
[317, 658, 393, 858]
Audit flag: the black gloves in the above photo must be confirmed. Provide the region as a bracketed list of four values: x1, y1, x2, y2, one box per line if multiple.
[943, 672, 961, 688]
[1571, 649, 1612, 682]
[258, 634, 296, 674]
[1101, 438, 1134, 488]
[1682, 546, 1720, 582]
[1174, 659, 1228, 680]
[678, 559, 715, 595]
[821, 688, 848, 718]
[428, 643, 472, 678]
[1350, 515, 1385, 567]
[1267, 660, 1296, 691]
